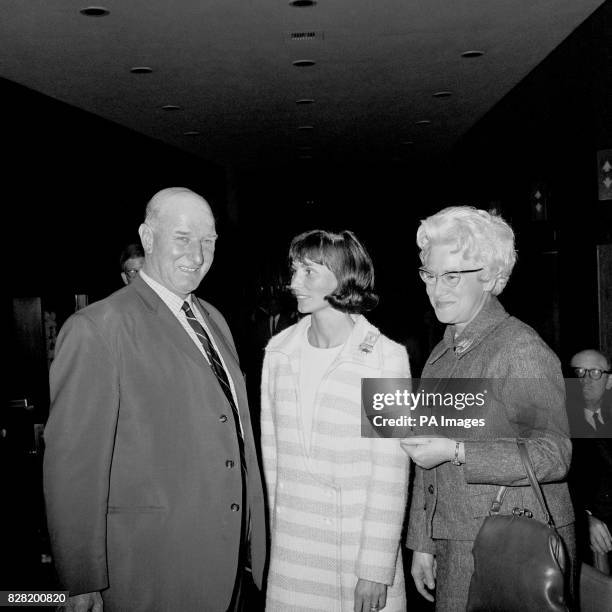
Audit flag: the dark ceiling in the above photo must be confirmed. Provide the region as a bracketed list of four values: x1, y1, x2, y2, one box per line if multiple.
[1, 0, 607, 168]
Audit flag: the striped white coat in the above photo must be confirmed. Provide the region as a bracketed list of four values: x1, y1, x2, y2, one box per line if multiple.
[261, 315, 410, 612]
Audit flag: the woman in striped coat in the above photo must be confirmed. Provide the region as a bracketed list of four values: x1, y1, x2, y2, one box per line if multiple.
[261, 230, 410, 612]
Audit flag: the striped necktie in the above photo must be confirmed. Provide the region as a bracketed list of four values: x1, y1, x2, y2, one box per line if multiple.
[181, 301, 247, 476]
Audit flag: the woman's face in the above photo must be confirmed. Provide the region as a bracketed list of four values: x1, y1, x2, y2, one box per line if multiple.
[422, 242, 493, 334]
[290, 258, 338, 315]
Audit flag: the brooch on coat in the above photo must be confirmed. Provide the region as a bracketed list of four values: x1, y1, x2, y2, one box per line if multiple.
[454, 337, 473, 354]
[359, 332, 379, 353]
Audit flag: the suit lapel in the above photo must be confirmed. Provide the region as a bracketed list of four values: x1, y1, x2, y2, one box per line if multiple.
[158, 299, 216, 372]
[131, 278, 225, 391]
[193, 299, 250, 416]
[132, 277, 250, 425]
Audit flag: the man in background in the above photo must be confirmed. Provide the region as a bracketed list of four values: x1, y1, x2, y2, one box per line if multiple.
[119, 242, 144, 285]
[44, 187, 266, 611]
[568, 349, 612, 573]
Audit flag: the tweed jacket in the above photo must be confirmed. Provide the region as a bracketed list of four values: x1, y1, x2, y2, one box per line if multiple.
[43, 277, 266, 611]
[261, 315, 410, 612]
[407, 297, 574, 554]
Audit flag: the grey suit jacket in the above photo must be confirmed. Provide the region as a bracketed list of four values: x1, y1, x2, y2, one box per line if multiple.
[43, 276, 266, 611]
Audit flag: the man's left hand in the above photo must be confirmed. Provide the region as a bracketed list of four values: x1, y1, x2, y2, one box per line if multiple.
[354, 578, 387, 612]
[401, 437, 456, 469]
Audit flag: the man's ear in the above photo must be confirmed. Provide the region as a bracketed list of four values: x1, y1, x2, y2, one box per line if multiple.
[139, 223, 153, 254]
[606, 374, 612, 392]
[121, 272, 128, 285]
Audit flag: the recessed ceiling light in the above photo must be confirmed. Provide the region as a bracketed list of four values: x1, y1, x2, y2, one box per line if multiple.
[130, 66, 153, 74]
[287, 31, 324, 41]
[297, 125, 314, 130]
[289, 0, 317, 6]
[292, 60, 316, 67]
[461, 50, 484, 58]
[79, 6, 110, 16]
[415, 120, 431, 126]
[299, 155, 314, 160]
[432, 91, 452, 98]
[296, 98, 315, 105]
[161, 105, 181, 111]
[183, 131, 200, 136]
[401, 141, 414, 146]
[298, 146, 313, 151]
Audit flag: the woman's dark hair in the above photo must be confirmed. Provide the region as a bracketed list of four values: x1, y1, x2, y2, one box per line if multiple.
[289, 229, 379, 314]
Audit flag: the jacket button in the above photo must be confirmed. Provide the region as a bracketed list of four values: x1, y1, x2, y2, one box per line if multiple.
[225, 460, 235, 468]
[219, 415, 228, 423]
[231, 503, 240, 512]
[428, 485, 435, 494]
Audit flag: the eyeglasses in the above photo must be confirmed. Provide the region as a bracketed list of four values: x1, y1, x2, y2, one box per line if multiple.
[124, 268, 140, 279]
[418, 268, 484, 288]
[573, 367, 611, 380]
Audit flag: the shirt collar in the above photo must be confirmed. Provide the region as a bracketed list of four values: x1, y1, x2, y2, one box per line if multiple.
[584, 407, 603, 427]
[140, 270, 192, 315]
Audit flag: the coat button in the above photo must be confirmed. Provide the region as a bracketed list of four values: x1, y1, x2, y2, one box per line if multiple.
[225, 460, 235, 468]
[219, 415, 228, 423]
[231, 503, 240, 512]
[428, 485, 435, 494]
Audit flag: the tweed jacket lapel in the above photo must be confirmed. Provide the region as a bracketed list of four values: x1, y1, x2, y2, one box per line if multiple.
[427, 296, 511, 366]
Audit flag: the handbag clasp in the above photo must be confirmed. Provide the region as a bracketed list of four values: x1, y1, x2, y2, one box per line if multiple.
[512, 507, 533, 518]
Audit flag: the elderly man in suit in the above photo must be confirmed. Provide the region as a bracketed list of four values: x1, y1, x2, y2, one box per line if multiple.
[44, 187, 266, 611]
[568, 349, 612, 573]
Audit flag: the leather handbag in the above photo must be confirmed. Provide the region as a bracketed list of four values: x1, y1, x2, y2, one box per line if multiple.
[466, 440, 569, 611]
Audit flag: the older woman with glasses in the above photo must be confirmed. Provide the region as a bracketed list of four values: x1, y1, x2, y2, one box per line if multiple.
[401, 206, 575, 611]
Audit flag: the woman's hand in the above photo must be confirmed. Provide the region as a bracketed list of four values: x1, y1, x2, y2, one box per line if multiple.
[401, 437, 458, 469]
[354, 578, 387, 612]
[411, 551, 436, 602]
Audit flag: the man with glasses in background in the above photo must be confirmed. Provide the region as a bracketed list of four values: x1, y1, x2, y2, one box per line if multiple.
[119, 242, 145, 285]
[568, 349, 612, 573]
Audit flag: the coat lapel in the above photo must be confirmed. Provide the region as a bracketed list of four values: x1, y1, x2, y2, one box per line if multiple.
[193, 298, 250, 419]
[130, 277, 227, 395]
[267, 315, 387, 471]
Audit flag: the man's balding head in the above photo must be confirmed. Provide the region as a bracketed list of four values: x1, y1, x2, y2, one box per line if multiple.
[144, 188, 214, 227]
[571, 350, 610, 372]
[138, 188, 217, 299]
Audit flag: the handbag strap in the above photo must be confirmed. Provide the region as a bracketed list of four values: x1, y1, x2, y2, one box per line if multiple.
[488, 440, 555, 527]
[517, 439, 555, 527]
[489, 485, 508, 515]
